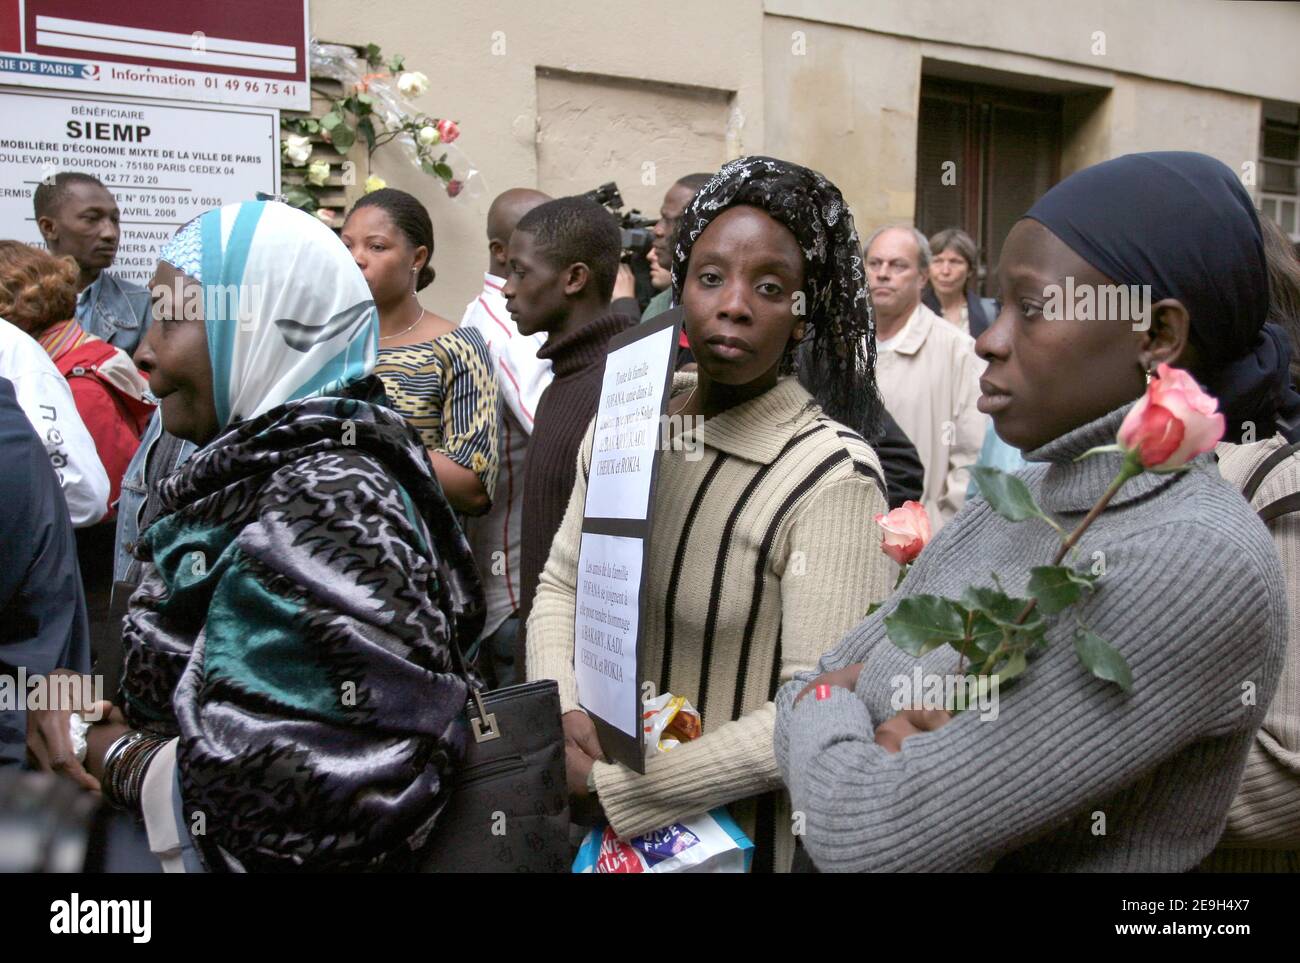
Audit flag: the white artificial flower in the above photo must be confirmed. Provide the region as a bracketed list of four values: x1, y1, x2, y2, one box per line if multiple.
[283, 133, 313, 166]
[306, 160, 331, 187]
[364, 175, 387, 193]
[397, 71, 430, 98]
[418, 125, 439, 146]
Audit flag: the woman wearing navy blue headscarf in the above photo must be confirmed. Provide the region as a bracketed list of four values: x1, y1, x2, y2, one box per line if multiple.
[776, 152, 1289, 872]
[1016, 150, 1299, 444]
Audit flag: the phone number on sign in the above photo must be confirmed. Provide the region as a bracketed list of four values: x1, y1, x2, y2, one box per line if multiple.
[204, 78, 297, 97]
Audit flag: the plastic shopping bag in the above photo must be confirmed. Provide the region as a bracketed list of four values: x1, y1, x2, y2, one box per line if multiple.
[572, 808, 754, 873]
[571, 690, 754, 873]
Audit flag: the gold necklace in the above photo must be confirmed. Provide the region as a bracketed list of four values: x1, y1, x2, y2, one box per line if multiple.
[380, 307, 427, 341]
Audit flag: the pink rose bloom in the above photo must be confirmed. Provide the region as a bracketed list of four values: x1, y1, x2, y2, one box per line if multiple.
[874, 500, 931, 566]
[435, 118, 460, 144]
[446, 178, 463, 198]
[1117, 363, 1225, 470]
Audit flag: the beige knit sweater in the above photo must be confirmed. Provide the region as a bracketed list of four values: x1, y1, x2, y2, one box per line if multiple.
[1203, 435, 1300, 871]
[526, 373, 894, 872]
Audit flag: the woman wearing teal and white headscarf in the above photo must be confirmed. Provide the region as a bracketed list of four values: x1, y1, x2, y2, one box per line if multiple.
[75, 201, 482, 872]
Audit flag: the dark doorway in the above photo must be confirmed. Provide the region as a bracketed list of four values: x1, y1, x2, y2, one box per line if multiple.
[915, 77, 1062, 298]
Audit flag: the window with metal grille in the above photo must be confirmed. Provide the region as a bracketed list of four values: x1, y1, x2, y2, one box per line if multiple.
[1260, 102, 1300, 242]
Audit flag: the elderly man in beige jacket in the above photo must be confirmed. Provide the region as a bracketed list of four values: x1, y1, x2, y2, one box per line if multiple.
[866, 226, 987, 530]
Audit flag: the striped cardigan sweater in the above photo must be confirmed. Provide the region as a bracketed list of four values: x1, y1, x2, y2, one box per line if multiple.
[527, 373, 894, 873]
[1203, 435, 1300, 871]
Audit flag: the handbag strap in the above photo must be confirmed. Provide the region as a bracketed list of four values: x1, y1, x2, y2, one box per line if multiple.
[1241, 441, 1300, 502]
[446, 631, 502, 744]
[1258, 491, 1300, 525]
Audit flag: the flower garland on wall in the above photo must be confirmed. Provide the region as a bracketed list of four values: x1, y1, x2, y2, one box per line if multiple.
[280, 40, 478, 224]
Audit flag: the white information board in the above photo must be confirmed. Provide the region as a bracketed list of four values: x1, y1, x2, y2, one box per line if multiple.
[585, 323, 676, 521]
[573, 307, 683, 773]
[573, 532, 644, 739]
[0, 88, 279, 284]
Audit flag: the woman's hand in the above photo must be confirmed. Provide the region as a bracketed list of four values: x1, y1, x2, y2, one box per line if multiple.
[563, 710, 607, 825]
[566, 743, 595, 798]
[873, 708, 952, 753]
[25, 669, 113, 793]
[612, 263, 636, 301]
[794, 663, 865, 706]
[562, 709, 606, 793]
[83, 706, 132, 783]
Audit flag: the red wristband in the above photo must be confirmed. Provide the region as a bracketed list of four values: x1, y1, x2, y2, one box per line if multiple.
[815, 684, 832, 701]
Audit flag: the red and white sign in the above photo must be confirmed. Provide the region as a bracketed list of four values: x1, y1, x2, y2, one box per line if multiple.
[0, 0, 310, 110]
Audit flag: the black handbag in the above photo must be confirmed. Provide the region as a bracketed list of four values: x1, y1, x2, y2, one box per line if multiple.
[419, 676, 572, 873]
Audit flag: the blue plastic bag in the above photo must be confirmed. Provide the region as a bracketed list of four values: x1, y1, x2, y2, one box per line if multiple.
[572, 808, 754, 873]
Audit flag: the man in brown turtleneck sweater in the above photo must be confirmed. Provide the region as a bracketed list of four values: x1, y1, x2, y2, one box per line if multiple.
[505, 196, 636, 667]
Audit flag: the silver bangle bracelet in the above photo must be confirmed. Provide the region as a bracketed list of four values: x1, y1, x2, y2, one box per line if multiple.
[99, 730, 142, 781]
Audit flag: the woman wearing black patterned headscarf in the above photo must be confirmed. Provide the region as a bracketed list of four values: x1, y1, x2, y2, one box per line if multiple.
[672, 155, 884, 440]
[527, 156, 896, 873]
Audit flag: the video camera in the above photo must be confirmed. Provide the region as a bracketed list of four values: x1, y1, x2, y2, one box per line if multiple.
[579, 181, 657, 260]
[579, 181, 659, 310]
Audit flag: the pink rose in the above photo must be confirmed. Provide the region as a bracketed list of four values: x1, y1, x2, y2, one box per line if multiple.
[1117, 363, 1225, 471]
[446, 178, 463, 198]
[435, 118, 460, 144]
[874, 500, 932, 566]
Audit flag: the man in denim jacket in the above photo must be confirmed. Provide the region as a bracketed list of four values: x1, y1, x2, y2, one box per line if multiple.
[35, 173, 152, 354]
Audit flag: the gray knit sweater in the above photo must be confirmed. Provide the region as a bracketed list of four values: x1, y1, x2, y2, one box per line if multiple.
[774, 404, 1288, 872]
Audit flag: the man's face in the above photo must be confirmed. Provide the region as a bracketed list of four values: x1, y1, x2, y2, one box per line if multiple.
[866, 228, 927, 321]
[652, 182, 696, 273]
[39, 182, 121, 275]
[502, 229, 567, 336]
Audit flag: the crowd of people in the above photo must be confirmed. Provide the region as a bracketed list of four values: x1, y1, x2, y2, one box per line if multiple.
[1, 146, 1297, 872]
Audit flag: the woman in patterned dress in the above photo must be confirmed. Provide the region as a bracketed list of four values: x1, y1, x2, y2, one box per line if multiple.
[341, 188, 499, 516]
[69, 201, 483, 871]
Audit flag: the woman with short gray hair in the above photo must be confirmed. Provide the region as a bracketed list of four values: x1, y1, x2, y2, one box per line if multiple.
[922, 227, 996, 338]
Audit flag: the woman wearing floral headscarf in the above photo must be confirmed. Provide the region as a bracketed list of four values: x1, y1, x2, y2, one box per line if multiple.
[74, 201, 482, 872]
[527, 157, 894, 872]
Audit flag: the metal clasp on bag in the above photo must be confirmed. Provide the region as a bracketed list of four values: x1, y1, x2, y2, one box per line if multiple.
[469, 688, 500, 743]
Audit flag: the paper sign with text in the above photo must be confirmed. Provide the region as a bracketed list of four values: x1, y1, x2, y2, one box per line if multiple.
[574, 306, 683, 773]
[584, 322, 676, 520]
[574, 532, 643, 738]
